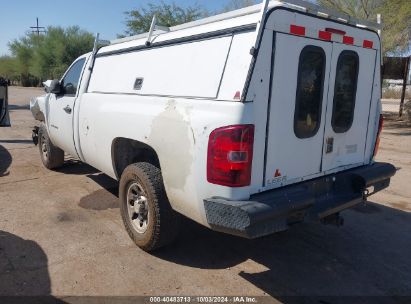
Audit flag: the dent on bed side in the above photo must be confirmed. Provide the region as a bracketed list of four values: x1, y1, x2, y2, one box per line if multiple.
[149, 99, 195, 191]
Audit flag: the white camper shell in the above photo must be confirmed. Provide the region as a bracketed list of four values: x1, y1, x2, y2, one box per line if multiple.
[31, 0, 396, 251]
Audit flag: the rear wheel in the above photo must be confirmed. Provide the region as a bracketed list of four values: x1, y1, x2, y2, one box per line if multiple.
[38, 124, 64, 170]
[119, 162, 180, 251]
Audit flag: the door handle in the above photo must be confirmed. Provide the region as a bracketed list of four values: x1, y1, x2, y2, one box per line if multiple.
[63, 105, 72, 114]
[326, 137, 334, 154]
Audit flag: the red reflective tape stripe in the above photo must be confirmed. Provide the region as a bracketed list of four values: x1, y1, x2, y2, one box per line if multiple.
[325, 28, 346, 36]
[363, 40, 373, 48]
[318, 31, 332, 41]
[290, 24, 306, 36]
[343, 36, 354, 45]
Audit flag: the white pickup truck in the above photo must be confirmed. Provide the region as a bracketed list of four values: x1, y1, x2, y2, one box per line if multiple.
[30, 0, 396, 251]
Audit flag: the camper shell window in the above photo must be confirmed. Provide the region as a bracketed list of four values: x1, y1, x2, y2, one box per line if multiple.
[331, 51, 359, 133]
[294, 46, 326, 139]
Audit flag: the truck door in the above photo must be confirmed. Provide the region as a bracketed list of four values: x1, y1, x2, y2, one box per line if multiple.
[321, 44, 377, 172]
[264, 33, 332, 189]
[0, 79, 10, 127]
[48, 57, 86, 158]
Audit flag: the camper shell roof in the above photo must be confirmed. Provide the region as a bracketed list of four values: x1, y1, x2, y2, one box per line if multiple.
[98, 0, 381, 56]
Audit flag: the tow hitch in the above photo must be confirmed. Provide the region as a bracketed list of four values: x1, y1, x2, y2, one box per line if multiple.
[32, 126, 39, 146]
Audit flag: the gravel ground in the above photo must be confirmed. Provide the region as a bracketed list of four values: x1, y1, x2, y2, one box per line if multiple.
[0, 86, 410, 303]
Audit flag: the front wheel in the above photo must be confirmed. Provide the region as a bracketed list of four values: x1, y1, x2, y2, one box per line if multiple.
[119, 162, 180, 251]
[38, 124, 64, 170]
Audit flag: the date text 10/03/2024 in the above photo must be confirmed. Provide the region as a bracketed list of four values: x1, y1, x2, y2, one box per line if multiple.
[149, 297, 258, 303]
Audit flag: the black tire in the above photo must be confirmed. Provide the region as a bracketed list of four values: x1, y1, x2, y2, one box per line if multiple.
[119, 162, 180, 251]
[38, 124, 64, 170]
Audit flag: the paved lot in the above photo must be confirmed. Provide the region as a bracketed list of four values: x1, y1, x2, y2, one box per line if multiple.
[381, 99, 401, 113]
[0, 87, 411, 302]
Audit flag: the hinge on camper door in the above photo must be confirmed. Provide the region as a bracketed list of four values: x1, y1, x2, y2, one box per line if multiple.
[326, 137, 334, 154]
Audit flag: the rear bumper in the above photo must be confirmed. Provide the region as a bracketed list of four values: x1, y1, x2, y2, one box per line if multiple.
[204, 162, 396, 239]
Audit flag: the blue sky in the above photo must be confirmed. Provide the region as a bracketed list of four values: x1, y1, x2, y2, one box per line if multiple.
[0, 0, 234, 56]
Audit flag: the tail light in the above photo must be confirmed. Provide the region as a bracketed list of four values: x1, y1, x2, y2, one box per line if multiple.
[373, 114, 384, 158]
[207, 125, 254, 187]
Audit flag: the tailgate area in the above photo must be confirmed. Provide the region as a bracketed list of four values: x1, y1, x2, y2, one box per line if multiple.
[252, 8, 381, 193]
[205, 162, 396, 238]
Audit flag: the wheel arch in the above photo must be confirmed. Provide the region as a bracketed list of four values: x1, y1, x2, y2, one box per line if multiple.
[111, 137, 161, 180]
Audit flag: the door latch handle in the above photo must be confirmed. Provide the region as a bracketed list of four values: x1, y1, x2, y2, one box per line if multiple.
[63, 105, 72, 114]
[326, 137, 334, 154]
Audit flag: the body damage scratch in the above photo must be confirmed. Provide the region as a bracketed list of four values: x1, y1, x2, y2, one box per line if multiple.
[149, 100, 194, 190]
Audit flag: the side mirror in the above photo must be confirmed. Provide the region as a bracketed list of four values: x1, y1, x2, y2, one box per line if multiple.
[43, 79, 61, 94]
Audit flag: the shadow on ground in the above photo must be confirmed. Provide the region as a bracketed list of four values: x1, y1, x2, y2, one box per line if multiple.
[383, 113, 411, 137]
[57, 159, 99, 175]
[0, 144, 12, 177]
[0, 230, 65, 303]
[70, 163, 411, 300]
[154, 202, 411, 302]
[51, 160, 119, 211]
[8, 104, 30, 111]
[76, 170, 411, 301]
[0, 139, 34, 144]
[79, 173, 119, 211]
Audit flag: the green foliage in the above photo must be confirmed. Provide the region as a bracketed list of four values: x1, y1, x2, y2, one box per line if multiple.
[122, 0, 260, 37]
[378, 0, 411, 55]
[8, 36, 33, 80]
[124, 1, 206, 36]
[316, 0, 382, 19]
[316, 0, 411, 54]
[7, 26, 94, 86]
[222, 0, 257, 13]
[0, 56, 19, 81]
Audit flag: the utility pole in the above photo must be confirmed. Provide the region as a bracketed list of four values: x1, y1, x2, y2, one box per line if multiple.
[30, 18, 46, 36]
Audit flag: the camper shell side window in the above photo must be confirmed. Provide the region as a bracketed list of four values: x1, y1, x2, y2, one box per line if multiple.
[331, 51, 359, 133]
[294, 46, 326, 139]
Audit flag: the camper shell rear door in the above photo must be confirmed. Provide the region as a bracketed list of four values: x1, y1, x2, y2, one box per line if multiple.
[322, 43, 377, 172]
[255, 8, 380, 192]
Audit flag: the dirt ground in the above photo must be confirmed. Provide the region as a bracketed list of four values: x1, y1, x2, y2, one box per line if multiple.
[0, 87, 410, 302]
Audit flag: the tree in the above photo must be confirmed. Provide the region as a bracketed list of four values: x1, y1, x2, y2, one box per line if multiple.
[0, 56, 19, 81]
[123, 1, 206, 36]
[317, 0, 411, 54]
[222, 0, 257, 13]
[8, 26, 94, 86]
[378, 0, 411, 55]
[8, 36, 36, 86]
[316, 0, 382, 20]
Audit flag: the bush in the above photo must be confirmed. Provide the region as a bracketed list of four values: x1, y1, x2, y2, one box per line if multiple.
[8, 26, 94, 86]
[382, 86, 411, 99]
[405, 100, 411, 122]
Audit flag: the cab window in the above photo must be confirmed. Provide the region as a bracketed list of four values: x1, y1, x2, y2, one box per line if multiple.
[61, 58, 86, 96]
[331, 51, 359, 133]
[294, 46, 326, 139]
